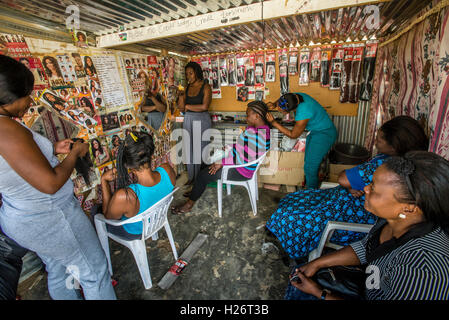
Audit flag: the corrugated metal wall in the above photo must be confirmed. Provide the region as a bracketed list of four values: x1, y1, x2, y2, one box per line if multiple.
[331, 100, 371, 147]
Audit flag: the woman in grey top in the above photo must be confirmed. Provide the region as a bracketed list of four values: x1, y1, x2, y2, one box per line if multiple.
[0, 55, 116, 300]
[286, 151, 449, 300]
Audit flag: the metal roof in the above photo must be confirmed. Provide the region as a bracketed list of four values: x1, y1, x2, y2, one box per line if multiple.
[0, 0, 433, 55]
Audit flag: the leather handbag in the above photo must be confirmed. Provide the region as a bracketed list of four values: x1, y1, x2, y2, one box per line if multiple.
[312, 265, 366, 300]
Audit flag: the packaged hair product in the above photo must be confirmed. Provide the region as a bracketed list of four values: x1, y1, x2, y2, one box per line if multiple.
[330, 45, 344, 90]
[339, 45, 353, 103]
[310, 47, 321, 82]
[348, 43, 365, 103]
[359, 42, 378, 101]
[278, 48, 289, 95]
[299, 48, 311, 86]
[320, 45, 332, 87]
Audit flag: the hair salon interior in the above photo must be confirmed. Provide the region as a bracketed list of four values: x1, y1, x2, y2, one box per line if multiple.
[1, 0, 449, 304]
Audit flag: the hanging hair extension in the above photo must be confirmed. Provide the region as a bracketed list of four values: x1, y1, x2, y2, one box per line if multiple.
[71, 138, 94, 185]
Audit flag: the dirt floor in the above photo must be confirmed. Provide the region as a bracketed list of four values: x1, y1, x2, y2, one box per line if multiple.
[17, 173, 297, 300]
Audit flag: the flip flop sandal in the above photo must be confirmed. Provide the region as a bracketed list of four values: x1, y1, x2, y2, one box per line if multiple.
[171, 205, 191, 215]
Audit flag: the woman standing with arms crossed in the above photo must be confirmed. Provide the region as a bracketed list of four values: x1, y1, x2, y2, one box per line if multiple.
[266, 92, 337, 189]
[0, 55, 116, 300]
[178, 61, 212, 187]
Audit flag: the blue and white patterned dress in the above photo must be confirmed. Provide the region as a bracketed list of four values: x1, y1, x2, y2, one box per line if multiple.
[266, 154, 389, 259]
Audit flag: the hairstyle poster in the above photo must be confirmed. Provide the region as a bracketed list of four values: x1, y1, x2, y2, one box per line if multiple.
[299, 48, 311, 86]
[330, 45, 344, 90]
[89, 136, 112, 167]
[100, 111, 121, 132]
[219, 56, 228, 86]
[16, 56, 49, 90]
[265, 50, 276, 82]
[105, 130, 125, 161]
[147, 55, 162, 96]
[0, 33, 31, 58]
[70, 52, 86, 79]
[56, 54, 77, 84]
[310, 47, 321, 82]
[117, 108, 135, 128]
[72, 30, 89, 48]
[278, 48, 289, 95]
[236, 85, 249, 102]
[39, 89, 99, 133]
[288, 47, 298, 75]
[40, 55, 66, 87]
[226, 55, 237, 86]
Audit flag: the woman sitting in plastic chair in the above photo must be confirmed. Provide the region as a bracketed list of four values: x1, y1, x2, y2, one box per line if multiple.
[171, 101, 271, 215]
[93, 131, 176, 239]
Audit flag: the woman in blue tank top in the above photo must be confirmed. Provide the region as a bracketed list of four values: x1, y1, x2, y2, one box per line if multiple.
[99, 131, 176, 239]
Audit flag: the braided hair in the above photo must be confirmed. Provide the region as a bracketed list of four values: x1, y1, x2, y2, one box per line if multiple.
[247, 100, 269, 125]
[384, 151, 449, 233]
[276, 93, 304, 112]
[115, 130, 155, 190]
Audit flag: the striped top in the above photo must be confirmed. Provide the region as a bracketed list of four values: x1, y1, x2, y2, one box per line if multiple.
[350, 218, 449, 300]
[222, 125, 270, 178]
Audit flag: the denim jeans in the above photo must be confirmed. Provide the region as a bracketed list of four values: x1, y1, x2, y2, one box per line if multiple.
[0, 196, 116, 300]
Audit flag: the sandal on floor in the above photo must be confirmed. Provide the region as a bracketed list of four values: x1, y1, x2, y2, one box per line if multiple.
[171, 205, 192, 215]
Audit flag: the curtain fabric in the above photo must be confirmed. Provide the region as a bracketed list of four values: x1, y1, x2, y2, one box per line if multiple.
[364, 3, 449, 160]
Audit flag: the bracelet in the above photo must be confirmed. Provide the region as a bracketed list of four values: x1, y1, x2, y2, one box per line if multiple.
[321, 289, 331, 300]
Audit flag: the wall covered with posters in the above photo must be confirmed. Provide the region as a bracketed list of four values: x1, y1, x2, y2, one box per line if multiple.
[0, 33, 186, 212]
[190, 42, 378, 116]
[364, 1, 449, 160]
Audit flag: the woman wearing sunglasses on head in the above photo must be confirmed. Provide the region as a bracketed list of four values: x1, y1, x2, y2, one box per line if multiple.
[266, 92, 337, 189]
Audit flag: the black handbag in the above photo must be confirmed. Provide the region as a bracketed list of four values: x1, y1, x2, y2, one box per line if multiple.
[312, 265, 366, 300]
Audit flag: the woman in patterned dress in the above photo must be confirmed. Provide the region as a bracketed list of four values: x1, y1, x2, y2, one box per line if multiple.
[266, 116, 428, 259]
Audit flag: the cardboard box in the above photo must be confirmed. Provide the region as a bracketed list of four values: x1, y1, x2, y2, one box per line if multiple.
[258, 151, 305, 186]
[328, 163, 356, 183]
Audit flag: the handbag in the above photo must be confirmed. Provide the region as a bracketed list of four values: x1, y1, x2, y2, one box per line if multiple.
[312, 265, 366, 300]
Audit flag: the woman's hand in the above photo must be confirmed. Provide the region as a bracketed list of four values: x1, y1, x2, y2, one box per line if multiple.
[54, 139, 73, 155]
[298, 258, 324, 278]
[101, 168, 117, 183]
[71, 140, 89, 157]
[349, 189, 365, 197]
[290, 270, 322, 298]
[208, 163, 223, 175]
[266, 112, 276, 124]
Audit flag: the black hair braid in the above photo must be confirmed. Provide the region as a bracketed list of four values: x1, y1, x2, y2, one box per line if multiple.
[247, 100, 269, 124]
[115, 141, 131, 190]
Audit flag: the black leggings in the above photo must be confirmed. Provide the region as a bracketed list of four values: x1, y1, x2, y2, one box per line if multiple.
[190, 166, 249, 201]
[0, 230, 27, 300]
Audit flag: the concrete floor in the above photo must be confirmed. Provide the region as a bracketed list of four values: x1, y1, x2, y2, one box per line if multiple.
[17, 174, 296, 300]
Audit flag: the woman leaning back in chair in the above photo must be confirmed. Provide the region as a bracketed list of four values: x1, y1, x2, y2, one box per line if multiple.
[266, 116, 429, 260]
[95, 131, 176, 239]
[286, 151, 449, 300]
[171, 100, 271, 215]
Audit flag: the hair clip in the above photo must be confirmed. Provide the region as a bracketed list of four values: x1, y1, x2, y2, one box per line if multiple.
[130, 132, 138, 142]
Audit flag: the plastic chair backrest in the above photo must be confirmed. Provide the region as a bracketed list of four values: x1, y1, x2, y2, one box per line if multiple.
[122, 187, 178, 240]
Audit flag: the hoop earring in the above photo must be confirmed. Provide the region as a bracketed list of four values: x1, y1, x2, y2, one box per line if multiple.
[399, 213, 406, 219]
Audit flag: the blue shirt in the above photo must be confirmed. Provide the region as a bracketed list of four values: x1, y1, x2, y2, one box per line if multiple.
[294, 93, 335, 132]
[121, 167, 174, 234]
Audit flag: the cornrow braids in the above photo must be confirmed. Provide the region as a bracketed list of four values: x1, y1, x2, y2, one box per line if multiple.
[247, 100, 269, 124]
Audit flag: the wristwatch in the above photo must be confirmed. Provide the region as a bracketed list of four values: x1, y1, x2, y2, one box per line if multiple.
[320, 289, 331, 300]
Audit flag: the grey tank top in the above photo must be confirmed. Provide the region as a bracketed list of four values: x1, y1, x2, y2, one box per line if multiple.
[0, 116, 74, 214]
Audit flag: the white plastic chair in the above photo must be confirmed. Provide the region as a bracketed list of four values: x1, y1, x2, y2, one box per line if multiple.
[308, 221, 373, 262]
[217, 152, 268, 218]
[94, 187, 179, 289]
[307, 182, 374, 261]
